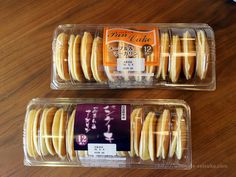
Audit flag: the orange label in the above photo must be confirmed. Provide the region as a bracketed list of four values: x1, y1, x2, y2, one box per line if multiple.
[103, 26, 159, 67]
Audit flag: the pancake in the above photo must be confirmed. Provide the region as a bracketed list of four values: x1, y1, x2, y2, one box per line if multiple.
[66, 110, 76, 161]
[134, 108, 142, 156]
[81, 32, 93, 80]
[52, 108, 66, 159]
[169, 108, 187, 160]
[169, 35, 182, 83]
[91, 36, 107, 82]
[139, 112, 154, 160]
[156, 32, 169, 80]
[156, 109, 170, 159]
[196, 30, 209, 80]
[26, 109, 38, 158]
[183, 31, 195, 80]
[39, 108, 50, 156]
[148, 112, 157, 161]
[55, 33, 70, 80]
[43, 107, 57, 156]
[32, 109, 41, 156]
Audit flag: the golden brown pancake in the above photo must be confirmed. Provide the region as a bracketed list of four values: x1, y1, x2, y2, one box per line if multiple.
[156, 109, 170, 159]
[139, 112, 154, 160]
[148, 112, 157, 161]
[91, 36, 107, 82]
[134, 108, 142, 156]
[71, 35, 84, 81]
[169, 108, 186, 160]
[26, 109, 38, 158]
[81, 32, 93, 80]
[52, 108, 67, 159]
[156, 32, 169, 80]
[169, 35, 182, 83]
[128, 108, 136, 157]
[129, 108, 142, 157]
[32, 109, 41, 156]
[55, 33, 70, 80]
[39, 108, 50, 156]
[196, 30, 209, 80]
[44, 107, 57, 156]
[66, 110, 76, 161]
[182, 31, 195, 80]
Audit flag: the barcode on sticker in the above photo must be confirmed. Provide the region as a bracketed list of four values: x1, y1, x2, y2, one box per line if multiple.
[117, 58, 145, 72]
[88, 144, 116, 156]
[121, 105, 127, 120]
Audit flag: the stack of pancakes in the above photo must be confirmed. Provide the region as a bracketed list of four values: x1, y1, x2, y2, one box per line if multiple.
[26, 106, 187, 162]
[156, 30, 209, 83]
[54, 29, 209, 84]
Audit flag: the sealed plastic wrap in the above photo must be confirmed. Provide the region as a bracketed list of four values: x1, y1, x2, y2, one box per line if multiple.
[51, 23, 216, 90]
[23, 98, 192, 169]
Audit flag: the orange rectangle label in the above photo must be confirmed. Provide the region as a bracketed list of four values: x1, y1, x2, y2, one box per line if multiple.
[103, 26, 159, 67]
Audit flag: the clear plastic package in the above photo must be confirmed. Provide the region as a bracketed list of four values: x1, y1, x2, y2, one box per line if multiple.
[51, 23, 216, 90]
[23, 98, 192, 169]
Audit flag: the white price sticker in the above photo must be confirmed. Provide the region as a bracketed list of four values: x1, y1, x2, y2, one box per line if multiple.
[88, 143, 116, 156]
[117, 58, 145, 72]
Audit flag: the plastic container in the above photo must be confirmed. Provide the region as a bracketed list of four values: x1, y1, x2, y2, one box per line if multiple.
[23, 98, 192, 169]
[51, 23, 216, 91]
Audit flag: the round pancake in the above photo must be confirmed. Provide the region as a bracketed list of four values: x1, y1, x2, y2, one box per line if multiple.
[175, 108, 186, 160]
[156, 32, 169, 80]
[148, 113, 157, 161]
[55, 33, 70, 80]
[128, 108, 138, 157]
[139, 112, 153, 160]
[72, 34, 84, 81]
[80, 32, 93, 80]
[39, 108, 49, 156]
[52, 108, 66, 159]
[26, 109, 37, 158]
[133, 108, 142, 156]
[182, 31, 195, 80]
[196, 30, 209, 80]
[169, 35, 182, 83]
[91, 36, 107, 82]
[169, 115, 178, 158]
[32, 109, 42, 156]
[58, 109, 67, 159]
[68, 34, 75, 79]
[44, 107, 57, 155]
[66, 109, 76, 161]
[156, 109, 170, 159]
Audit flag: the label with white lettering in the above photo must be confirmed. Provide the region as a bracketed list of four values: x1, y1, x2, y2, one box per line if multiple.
[74, 104, 130, 152]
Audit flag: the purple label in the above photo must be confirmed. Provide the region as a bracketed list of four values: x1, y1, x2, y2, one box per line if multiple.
[74, 104, 130, 151]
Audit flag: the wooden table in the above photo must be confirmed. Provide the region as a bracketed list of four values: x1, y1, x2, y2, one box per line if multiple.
[1, 0, 236, 176]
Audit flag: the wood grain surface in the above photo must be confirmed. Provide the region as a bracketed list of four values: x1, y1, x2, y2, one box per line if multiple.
[0, 0, 236, 176]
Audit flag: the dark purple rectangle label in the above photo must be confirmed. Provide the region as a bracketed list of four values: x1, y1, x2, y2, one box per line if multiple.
[74, 104, 130, 151]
